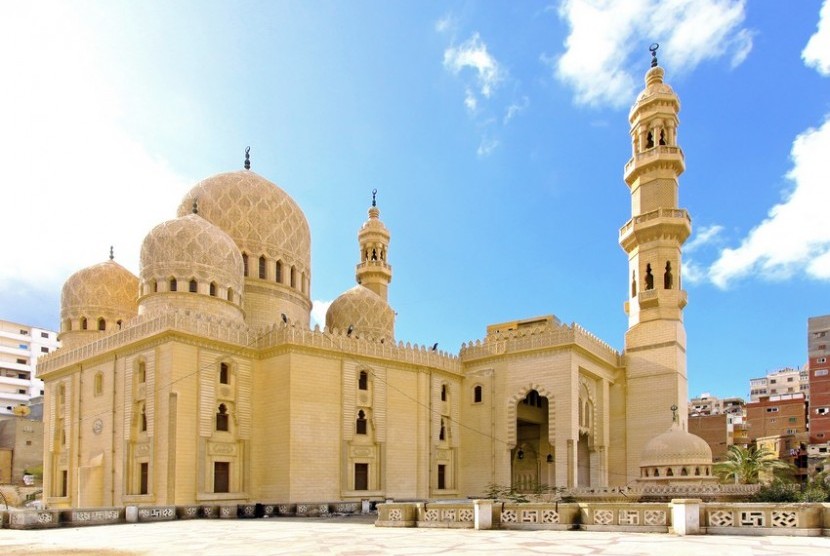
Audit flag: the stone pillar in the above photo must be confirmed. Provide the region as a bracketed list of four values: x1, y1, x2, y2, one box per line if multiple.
[670, 498, 701, 535]
[125, 505, 138, 523]
[473, 499, 493, 530]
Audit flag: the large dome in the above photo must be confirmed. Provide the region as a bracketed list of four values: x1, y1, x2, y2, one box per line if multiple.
[60, 258, 139, 348]
[640, 423, 712, 468]
[326, 285, 395, 341]
[138, 213, 245, 321]
[176, 170, 311, 275]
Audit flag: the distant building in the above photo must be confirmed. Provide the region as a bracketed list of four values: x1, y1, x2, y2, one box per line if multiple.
[748, 367, 809, 402]
[806, 315, 830, 476]
[745, 393, 807, 443]
[689, 392, 745, 416]
[0, 319, 59, 417]
[807, 315, 830, 444]
[0, 416, 43, 485]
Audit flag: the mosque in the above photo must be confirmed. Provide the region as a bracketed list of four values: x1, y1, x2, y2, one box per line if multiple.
[39, 52, 710, 509]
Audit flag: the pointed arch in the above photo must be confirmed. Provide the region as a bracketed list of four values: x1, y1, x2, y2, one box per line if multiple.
[506, 383, 555, 449]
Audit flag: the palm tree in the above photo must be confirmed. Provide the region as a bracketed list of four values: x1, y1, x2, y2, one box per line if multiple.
[714, 445, 793, 484]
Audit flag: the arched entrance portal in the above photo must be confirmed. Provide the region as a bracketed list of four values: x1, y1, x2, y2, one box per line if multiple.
[511, 389, 552, 491]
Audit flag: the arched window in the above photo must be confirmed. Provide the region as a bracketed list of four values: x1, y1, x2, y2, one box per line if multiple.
[301, 272, 306, 294]
[356, 410, 367, 435]
[439, 419, 446, 441]
[140, 404, 147, 432]
[94, 373, 103, 396]
[654, 468, 660, 477]
[666, 467, 674, 477]
[189, 279, 198, 293]
[680, 467, 688, 476]
[81, 317, 88, 330]
[138, 361, 146, 383]
[169, 278, 177, 292]
[358, 371, 368, 390]
[290, 266, 296, 288]
[631, 271, 637, 297]
[440, 384, 447, 402]
[645, 264, 654, 290]
[98, 318, 106, 331]
[219, 362, 229, 385]
[646, 131, 654, 149]
[116, 319, 122, 329]
[259, 256, 267, 279]
[694, 467, 700, 476]
[664, 261, 673, 289]
[473, 385, 482, 403]
[242, 253, 249, 276]
[209, 282, 217, 297]
[227, 288, 233, 302]
[150, 279, 157, 293]
[216, 403, 229, 431]
[275, 260, 282, 283]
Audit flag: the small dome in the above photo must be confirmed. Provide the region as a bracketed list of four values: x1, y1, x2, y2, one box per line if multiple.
[636, 66, 677, 102]
[177, 170, 311, 277]
[326, 285, 395, 341]
[61, 259, 139, 324]
[640, 423, 713, 468]
[139, 213, 244, 301]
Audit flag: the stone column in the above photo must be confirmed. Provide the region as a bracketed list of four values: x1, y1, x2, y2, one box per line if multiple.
[670, 498, 701, 535]
[473, 499, 493, 530]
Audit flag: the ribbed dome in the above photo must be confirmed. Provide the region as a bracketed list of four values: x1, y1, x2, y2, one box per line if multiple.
[61, 259, 139, 323]
[139, 213, 244, 302]
[640, 423, 713, 468]
[326, 285, 395, 341]
[635, 66, 677, 102]
[177, 170, 311, 276]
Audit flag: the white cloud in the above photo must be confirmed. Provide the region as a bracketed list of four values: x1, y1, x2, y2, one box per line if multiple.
[0, 3, 188, 297]
[464, 88, 478, 112]
[803, 0, 830, 76]
[708, 117, 830, 287]
[443, 33, 504, 99]
[435, 13, 456, 34]
[310, 300, 332, 329]
[504, 96, 530, 124]
[476, 136, 500, 157]
[553, 0, 752, 107]
[684, 225, 724, 253]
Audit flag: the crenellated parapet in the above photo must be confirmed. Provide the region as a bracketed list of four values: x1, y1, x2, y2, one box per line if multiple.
[460, 321, 621, 367]
[39, 309, 461, 378]
[256, 321, 461, 374]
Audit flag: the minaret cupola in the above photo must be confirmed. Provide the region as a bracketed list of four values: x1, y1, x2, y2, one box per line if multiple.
[356, 189, 392, 300]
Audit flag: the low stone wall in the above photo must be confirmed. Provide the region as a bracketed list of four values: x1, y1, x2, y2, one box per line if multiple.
[7, 509, 61, 529]
[60, 507, 124, 527]
[702, 502, 825, 536]
[376, 500, 830, 536]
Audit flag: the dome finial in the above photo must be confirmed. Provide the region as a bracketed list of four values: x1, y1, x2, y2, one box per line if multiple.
[649, 43, 659, 68]
[671, 404, 678, 423]
[244, 146, 251, 170]
[192, 198, 199, 214]
[372, 188, 377, 207]
[109, 246, 114, 261]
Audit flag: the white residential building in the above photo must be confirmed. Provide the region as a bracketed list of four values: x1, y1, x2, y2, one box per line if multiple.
[0, 319, 59, 417]
[748, 367, 809, 402]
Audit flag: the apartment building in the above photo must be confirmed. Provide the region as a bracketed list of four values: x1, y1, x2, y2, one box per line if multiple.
[748, 367, 809, 402]
[0, 319, 59, 416]
[808, 315, 830, 445]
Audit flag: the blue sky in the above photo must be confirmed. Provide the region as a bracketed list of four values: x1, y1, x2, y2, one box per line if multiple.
[1, 1, 828, 399]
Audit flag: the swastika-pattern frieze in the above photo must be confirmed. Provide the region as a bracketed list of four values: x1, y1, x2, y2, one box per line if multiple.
[771, 511, 797, 528]
[593, 509, 613, 525]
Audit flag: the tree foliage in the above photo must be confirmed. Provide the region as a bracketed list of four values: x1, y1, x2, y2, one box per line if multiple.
[713, 445, 793, 485]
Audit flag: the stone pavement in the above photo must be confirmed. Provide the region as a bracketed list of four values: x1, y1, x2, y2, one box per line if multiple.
[2, 516, 830, 555]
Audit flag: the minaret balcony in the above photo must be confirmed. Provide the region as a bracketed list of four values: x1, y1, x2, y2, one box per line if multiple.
[624, 146, 685, 184]
[619, 208, 691, 252]
[356, 260, 392, 272]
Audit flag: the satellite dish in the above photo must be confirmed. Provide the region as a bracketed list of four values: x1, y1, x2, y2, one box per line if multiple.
[12, 405, 31, 417]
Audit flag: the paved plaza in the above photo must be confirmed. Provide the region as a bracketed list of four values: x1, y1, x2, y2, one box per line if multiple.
[2, 517, 830, 555]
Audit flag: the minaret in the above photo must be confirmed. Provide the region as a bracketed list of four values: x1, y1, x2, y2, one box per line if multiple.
[356, 189, 392, 300]
[619, 45, 691, 481]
